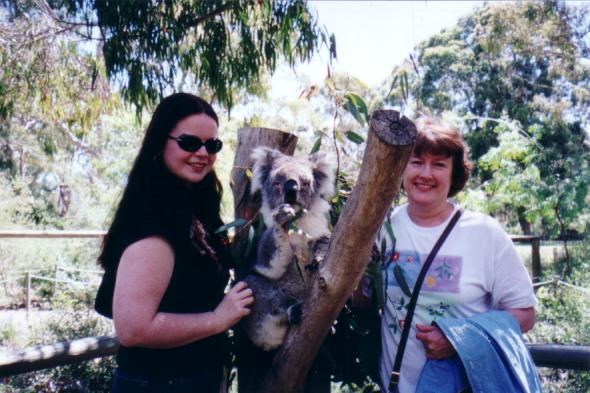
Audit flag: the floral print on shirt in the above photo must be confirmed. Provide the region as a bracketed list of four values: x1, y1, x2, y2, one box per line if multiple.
[383, 250, 463, 335]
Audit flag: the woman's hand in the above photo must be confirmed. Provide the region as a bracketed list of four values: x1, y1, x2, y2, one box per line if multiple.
[415, 324, 456, 359]
[213, 281, 254, 331]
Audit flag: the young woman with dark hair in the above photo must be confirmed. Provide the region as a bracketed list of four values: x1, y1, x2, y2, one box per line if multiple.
[95, 93, 253, 392]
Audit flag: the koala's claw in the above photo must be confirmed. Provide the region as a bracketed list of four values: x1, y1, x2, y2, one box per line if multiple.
[287, 303, 303, 325]
[273, 203, 297, 225]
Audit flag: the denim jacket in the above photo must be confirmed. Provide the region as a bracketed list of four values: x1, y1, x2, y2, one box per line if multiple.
[416, 311, 542, 393]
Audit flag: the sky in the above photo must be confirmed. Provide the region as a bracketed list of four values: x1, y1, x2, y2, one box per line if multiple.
[269, 0, 484, 97]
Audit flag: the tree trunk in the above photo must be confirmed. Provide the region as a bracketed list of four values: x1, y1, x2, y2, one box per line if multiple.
[258, 110, 417, 393]
[517, 206, 532, 235]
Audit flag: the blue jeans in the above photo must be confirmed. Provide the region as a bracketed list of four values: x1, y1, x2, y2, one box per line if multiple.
[111, 367, 224, 393]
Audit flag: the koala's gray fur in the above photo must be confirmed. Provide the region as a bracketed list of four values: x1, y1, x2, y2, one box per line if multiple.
[242, 146, 335, 351]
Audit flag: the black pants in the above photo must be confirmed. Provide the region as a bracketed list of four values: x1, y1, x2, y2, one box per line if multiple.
[111, 367, 224, 393]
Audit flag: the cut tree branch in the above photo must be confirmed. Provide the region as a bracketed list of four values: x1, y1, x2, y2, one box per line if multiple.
[258, 110, 417, 393]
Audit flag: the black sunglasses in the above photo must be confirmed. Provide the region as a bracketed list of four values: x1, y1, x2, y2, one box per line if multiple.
[168, 134, 223, 154]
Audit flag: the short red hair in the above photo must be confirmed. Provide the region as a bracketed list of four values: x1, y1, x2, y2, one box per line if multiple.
[413, 116, 472, 197]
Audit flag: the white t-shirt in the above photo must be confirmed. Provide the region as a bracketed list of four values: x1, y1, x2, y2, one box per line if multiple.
[379, 204, 536, 393]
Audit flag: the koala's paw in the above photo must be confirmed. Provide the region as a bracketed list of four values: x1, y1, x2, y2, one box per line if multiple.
[273, 203, 297, 226]
[311, 236, 330, 265]
[287, 303, 303, 325]
[304, 261, 319, 272]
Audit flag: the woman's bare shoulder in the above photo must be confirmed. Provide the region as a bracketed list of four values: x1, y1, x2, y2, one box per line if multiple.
[121, 236, 175, 265]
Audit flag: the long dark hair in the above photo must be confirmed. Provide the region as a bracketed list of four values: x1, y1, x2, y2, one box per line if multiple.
[98, 93, 224, 271]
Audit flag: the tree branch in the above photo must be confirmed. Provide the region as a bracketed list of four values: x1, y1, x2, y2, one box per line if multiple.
[258, 110, 417, 393]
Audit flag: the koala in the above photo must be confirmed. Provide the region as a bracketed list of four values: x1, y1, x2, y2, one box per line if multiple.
[241, 146, 335, 351]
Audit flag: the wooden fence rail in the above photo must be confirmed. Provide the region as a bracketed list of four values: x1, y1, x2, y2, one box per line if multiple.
[0, 335, 118, 377]
[0, 230, 106, 238]
[0, 336, 588, 378]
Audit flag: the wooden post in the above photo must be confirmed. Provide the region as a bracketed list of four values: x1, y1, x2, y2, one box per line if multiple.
[531, 237, 541, 281]
[25, 271, 31, 315]
[510, 235, 542, 282]
[259, 110, 416, 393]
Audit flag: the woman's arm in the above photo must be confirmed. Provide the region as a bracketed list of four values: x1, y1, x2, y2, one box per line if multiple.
[113, 237, 253, 348]
[505, 306, 535, 333]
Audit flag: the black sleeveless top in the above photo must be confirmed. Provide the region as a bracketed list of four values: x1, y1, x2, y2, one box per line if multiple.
[95, 218, 230, 378]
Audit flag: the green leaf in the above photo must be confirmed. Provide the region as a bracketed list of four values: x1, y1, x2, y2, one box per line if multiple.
[384, 220, 396, 249]
[380, 238, 387, 264]
[343, 99, 359, 123]
[310, 137, 322, 154]
[345, 130, 365, 144]
[387, 74, 399, 98]
[244, 226, 255, 257]
[393, 265, 412, 297]
[343, 92, 369, 125]
[230, 242, 243, 267]
[400, 71, 409, 103]
[214, 219, 246, 234]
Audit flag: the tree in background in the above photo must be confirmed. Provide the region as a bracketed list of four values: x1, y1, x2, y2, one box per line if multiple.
[2, 0, 335, 114]
[0, 0, 336, 229]
[0, 6, 132, 228]
[384, 1, 590, 252]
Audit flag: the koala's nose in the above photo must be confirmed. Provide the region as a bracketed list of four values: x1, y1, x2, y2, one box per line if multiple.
[284, 179, 299, 204]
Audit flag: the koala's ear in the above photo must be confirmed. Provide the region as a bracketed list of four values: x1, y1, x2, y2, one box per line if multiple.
[310, 151, 336, 198]
[250, 146, 281, 194]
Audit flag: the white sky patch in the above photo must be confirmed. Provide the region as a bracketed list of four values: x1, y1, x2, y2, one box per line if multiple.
[268, 0, 484, 100]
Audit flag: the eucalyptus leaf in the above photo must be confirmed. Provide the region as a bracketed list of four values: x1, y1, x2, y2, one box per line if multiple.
[393, 265, 412, 297]
[345, 130, 365, 144]
[310, 137, 322, 154]
[384, 221, 396, 251]
[214, 219, 246, 234]
[244, 226, 255, 257]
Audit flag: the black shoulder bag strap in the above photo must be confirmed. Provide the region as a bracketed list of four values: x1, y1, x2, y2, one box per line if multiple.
[388, 208, 463, 393]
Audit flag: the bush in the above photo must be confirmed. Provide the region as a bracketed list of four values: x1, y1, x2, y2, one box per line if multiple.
[528, 240, 590, 392]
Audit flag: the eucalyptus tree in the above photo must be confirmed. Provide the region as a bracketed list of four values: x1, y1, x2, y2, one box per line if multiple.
[0, 7, 127, 227]
[384, 1, 590, 243]
[2, 0, 334, 114]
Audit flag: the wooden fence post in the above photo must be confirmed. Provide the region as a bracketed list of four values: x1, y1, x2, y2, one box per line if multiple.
[25, 271, 31, 315]
[531, 237, 541, 281]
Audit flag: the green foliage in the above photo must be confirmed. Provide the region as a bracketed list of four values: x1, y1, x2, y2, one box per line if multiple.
[385, 1, 590, 240]
[343, 93, 369, 126]
[0, 9, 139, 232]
[4, 0, 334, 114]
[529, 240, 590, 392]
